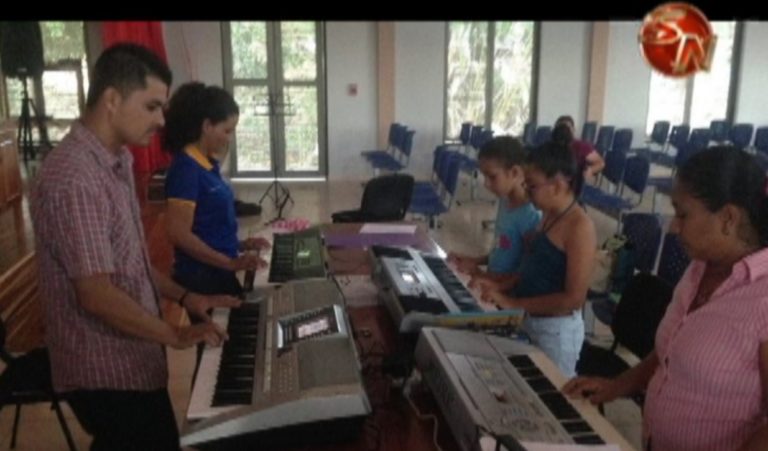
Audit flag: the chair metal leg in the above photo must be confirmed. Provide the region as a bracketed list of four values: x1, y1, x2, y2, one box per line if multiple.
[11, 403, 21, 449]
[470, 170, 477, 201]
[51, 400, 77, 451]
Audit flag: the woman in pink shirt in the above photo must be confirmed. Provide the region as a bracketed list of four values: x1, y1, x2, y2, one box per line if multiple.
[553, 115, 605, 180]
[564, 147, 768, 451]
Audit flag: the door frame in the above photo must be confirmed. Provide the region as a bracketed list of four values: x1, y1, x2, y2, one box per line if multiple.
[222, 21, 327, 178]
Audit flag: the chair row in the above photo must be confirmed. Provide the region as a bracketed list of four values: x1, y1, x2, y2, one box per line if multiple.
[592, 213, 689, 299]
[408, 147, 466, 228]
[588, 212, 690, 335]
[360, 122, 416, 175]
[449, 122, 494, 153]
[333, 146, 468, 228]
[581, 127, 716, 223]
[523, 120, 601, 150]
[522, 123, 553, 148]
[445, 122, 496, 202]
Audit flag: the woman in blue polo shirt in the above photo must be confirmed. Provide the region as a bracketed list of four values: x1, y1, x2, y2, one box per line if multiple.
[163, 82, 268, 297]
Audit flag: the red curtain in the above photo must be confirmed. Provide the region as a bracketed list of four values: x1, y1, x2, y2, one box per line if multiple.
[101, 21, 171, 174]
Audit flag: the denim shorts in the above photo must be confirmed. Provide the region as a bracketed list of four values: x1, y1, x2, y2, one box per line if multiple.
[522, 310, 584, 378]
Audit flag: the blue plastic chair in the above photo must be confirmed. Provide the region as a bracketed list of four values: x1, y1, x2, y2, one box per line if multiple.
[652, 124, 690, 167]
[533, 126, 552, 146]
[599, 148, 627, 193]
[370, 129, 415, 173]
[752, 127, 768, 170]
[409, 151, 463, 228]
[581, 121, 598, 145]
[594, 126, 615, 157]
[648, 121, 670, 147]
[412, 145, 449, 202]
[591, 213, 663, 325]
[523, 122, 536, 147]
[611, 128, 633, 153]
[728, 123, 754, 150]
[458, 122, 472, 146]
[365, 124, 407, 165]
[361, 122, 402, 161]
[583, 156, 649, 229]
[709, 120, 731, 144]
[648, 128, 711, 213]
[656, 233, 690, 287]
[468, 125, 484, 150]
[461, 129, 494, 202]
[635, 121, 670, 160]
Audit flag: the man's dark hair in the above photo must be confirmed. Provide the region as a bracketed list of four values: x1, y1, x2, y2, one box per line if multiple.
[86, 43, 172, 108]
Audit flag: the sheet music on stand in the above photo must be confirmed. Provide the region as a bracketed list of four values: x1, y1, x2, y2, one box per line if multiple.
[479, 436, 621, 451]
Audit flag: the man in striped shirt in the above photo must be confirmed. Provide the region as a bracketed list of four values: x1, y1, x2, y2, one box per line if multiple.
[31, 43, 238, 451]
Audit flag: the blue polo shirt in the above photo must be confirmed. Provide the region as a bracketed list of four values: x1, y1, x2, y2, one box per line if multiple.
[165, 146, 239, 277]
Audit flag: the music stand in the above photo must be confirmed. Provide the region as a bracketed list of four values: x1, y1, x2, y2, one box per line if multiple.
[258, 160, 294, 224]
[257, 91, 295, 224]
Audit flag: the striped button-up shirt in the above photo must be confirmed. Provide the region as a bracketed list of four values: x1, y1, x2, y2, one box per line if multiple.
[31, 122, 167, 392]
[644, 248, 768, 450]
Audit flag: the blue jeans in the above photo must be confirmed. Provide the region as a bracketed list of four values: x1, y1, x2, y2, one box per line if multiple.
[522, 310, 584, 378]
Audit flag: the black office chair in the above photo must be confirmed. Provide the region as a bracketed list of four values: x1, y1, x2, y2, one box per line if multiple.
[0, 320, 77, 450]
[577, 273, 673, 408]
[332, 173, 415, 223]
[591, 213, 663, 326]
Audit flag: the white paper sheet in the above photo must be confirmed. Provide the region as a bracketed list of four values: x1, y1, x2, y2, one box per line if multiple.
[359, 223, 417, 234]
[334, 275, 380, 307]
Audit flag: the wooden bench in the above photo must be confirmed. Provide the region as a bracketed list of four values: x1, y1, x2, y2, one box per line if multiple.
[0, 252, 45, 353]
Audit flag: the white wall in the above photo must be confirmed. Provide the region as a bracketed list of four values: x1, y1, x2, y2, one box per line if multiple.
[162, 22, 228, 173]
[163, 22, 224, 89]
[394, 21, 446, 179]
[153, 21, 768, 182]
[734, 22, 768, 126]
[601, 21, 651, 147]
[162, 21, 378, 181]
[537, 22, 591, 131]
[326, 22, 378, 181]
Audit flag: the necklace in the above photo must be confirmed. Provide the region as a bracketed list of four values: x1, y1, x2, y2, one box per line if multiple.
[541, 199, 577, 234]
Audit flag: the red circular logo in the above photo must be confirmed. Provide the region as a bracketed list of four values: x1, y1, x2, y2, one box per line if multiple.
[639, 3, 716, 77]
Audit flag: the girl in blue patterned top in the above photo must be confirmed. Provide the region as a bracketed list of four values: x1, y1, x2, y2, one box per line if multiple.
[476, 141, 597, 377]
[449, 136, 541, 283]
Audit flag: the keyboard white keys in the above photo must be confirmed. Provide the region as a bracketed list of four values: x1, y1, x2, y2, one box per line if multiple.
[187, 302, 263, 420]
[187, 307, 232, 420]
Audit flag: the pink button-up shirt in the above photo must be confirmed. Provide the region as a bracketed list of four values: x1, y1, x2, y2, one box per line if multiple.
[644, 248, 768, 450]
[31, 122, 167, 392]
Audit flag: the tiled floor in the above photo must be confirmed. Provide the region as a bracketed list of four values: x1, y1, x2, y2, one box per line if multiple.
[1, 163, 682, 450]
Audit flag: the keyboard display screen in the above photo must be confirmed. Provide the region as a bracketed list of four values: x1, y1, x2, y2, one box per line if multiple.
[297, 318, 330, 338]
[268, 228, 327, 283]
